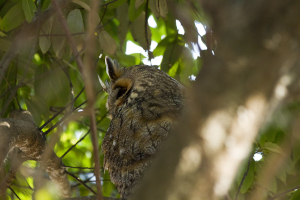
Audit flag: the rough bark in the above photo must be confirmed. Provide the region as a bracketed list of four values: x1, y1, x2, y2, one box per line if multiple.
[0, 110, 71, 198]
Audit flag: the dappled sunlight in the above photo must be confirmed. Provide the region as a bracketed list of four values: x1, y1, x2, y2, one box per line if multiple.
[253, 153, 263, 161]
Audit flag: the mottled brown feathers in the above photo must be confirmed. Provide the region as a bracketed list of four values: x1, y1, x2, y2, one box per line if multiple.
[101, 57, 185, 199]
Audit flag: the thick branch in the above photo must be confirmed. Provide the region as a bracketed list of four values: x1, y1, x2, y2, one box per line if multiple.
[130, 0, 300, 200]
[0, 110, 71, 198]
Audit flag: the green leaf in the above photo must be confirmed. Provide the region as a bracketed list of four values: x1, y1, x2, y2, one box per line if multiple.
[180, 47, 195, 85]
[22, 0, 37, 22]
[149, 0, 159, 18]
[293, 137, 300, 163]
[72, 0, 91, 11]
[34, 65, 70, 107]
[267, 177, 277, 194]
[116, 51, 138, 66]
[117, 2, 129, 49]
[67, 9, 84, 46]
[52, 15, 66, 58]
[0, 31, 7, 37]
[0, 39, 11, 52]
[130, 12, 152, 50]
[156, 0, 168, 18]
[135, 0, 145, 9]
[99, 30, 117, 55]
[291, 188, 300, 200]
[128, 0, 145, 22]
[153, 34, 177, 56]
[0, 2, 26, 32]
[236, 159, 255, 194]
[161, 42, 183, 72]
[263, 142, 283, 155]
[41, 0, 51, 11]
[106, 0, 127, 9]
[284, 156, 296, 175]
[0, 63, 17, 117]
[275, 167, 286, 184]
[39, 16, 53, 54]
[264, 126, 277, 142]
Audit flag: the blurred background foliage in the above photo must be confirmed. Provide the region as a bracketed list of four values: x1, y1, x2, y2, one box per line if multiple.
[0, 0, 300, 199]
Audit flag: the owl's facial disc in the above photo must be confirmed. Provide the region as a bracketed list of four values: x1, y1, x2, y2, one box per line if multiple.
[112, 78, 133, 108]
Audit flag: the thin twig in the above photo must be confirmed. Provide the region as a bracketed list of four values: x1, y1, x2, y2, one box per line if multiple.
[55, 59, 75, 110]
[39, 87, 84, 130]
[66, 171, 97, 195]
[268, 185, 300, 200]
[51, 0, 84, 73]
[235, 156, 251, 200]
[99, 5, 107, 26]
[145, 0, 150, 57]
[100, 0, 117, 7]
[64, 166, 95, 170]
[60, 129, 91, 159]
[60, 111, 106, 159]
[71, 174, 95, 188]
[3, 76, 21, 109]
[9, 187, 21, 200]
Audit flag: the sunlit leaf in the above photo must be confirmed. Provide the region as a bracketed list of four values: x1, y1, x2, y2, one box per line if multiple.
[99, 30, 117, 55]
[161, 42, 183, 72]
[22, 0, 37, 22]
[291, 188, 300, 200]
[0, 2, 25, 32]
[153, 34, 177, 56]
[106, 0, 127, 9]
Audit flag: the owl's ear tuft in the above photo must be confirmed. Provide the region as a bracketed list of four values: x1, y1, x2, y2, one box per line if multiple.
[105, 56, 124, 81]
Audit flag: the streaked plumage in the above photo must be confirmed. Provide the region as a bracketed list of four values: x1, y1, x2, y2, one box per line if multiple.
[101, 57, 185, 199]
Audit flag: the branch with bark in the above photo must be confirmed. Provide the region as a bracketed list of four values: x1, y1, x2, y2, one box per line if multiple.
[0, 110, 71, 198]
[130, 0, 300, 199]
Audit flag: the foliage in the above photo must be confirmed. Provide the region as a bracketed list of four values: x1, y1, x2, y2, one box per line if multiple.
[0, 0, 300, 200]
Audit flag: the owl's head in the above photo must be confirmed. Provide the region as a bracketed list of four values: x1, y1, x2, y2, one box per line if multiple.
[100, 56, 185, 119]
[99, 57, 132, 118]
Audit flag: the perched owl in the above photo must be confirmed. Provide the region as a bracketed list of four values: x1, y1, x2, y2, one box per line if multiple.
[101, 57, 185, 199]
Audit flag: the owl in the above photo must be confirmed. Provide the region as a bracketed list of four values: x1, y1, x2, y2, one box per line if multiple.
[101, 57, 185, 199]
